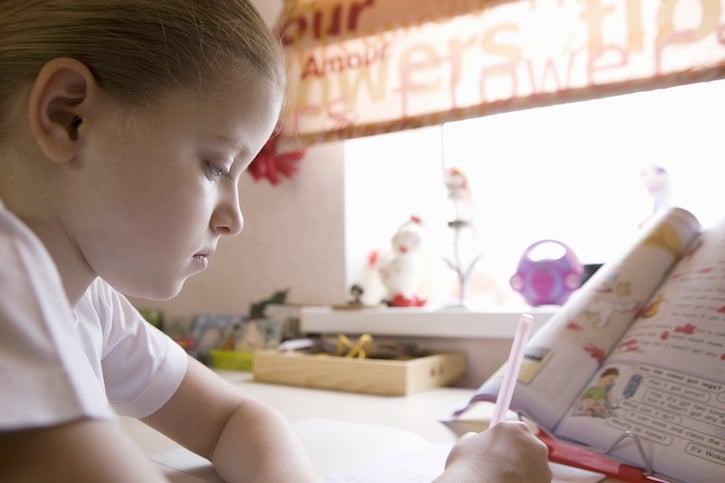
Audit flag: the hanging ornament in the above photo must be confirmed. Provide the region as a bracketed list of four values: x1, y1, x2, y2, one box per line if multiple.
[248, 129, 305, 185]
[442, 166, 483, 306]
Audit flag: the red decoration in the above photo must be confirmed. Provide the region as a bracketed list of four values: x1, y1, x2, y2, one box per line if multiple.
[389, 293, 427, 307]
[248, 131, 305, 185]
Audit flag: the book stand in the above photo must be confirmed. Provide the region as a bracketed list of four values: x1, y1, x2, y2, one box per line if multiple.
[532, 420, 672, 482]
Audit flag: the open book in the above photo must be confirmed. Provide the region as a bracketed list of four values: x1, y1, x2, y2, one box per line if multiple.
[447, 207, 725, 483]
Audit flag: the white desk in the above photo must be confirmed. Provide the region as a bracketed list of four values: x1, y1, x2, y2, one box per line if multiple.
[123, 370, 469, 478]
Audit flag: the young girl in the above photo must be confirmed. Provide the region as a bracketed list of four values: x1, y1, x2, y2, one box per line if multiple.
[0, 2, 552, 482]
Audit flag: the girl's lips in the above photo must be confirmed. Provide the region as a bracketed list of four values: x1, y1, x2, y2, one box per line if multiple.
[192, 253, 210, 270]
[192, 246, 215, 270]
[194, 248, 216, 259]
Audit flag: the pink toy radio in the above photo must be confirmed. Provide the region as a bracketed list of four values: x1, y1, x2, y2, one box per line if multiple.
[510, 240, 583, 307]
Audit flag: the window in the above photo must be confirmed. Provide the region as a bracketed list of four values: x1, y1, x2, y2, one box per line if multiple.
[344, 79, 724, 309]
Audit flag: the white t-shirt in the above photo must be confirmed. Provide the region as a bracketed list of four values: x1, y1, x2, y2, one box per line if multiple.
[0, 199, 188, 430]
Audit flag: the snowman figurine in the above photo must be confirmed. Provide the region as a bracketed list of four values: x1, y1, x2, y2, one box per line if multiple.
[378, 216, 427, 307]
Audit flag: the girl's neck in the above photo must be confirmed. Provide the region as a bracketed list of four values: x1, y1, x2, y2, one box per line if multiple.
[23, 215, 95, 306]
[1, 153, 94, 306]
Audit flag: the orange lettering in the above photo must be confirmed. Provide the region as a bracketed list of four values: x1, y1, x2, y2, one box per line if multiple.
[279, 0, 377, 46]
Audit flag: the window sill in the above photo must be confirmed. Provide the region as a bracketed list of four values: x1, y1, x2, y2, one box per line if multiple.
[300, 305, 558, 339]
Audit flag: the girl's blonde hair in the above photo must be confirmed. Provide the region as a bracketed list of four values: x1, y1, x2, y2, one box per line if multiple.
[0, 0, 285, 127]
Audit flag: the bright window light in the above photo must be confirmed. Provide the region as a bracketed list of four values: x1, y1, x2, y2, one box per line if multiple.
[345, 79, 724, 308]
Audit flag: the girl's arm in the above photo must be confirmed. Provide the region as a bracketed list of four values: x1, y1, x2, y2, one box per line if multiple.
[142, 356, 320, 483]
[0, 419, 169, 482]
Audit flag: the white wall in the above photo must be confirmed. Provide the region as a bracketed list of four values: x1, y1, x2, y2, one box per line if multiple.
[251, 0, 283, 26]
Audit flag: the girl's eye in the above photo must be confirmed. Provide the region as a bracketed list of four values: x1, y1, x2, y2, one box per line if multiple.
[205, 161, 231, 180]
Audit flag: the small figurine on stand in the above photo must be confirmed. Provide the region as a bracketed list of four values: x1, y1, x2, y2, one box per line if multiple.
[445, 167, 474, 225]
[378, 216, 427, 307]
[331, 283, 378, 310]
[640, 164, 671, 215]
[348, 284, 364, 306]
[442, 166, 483, 306]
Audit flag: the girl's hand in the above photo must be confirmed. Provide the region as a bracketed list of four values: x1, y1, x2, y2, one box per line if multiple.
[435, 421, 552, 483]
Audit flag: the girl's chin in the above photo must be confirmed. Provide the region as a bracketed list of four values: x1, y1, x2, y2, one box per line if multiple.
[121, 277, 188, 302]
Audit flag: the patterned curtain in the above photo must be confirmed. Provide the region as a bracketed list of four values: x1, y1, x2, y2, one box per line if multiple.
[275, 0, 725, 145]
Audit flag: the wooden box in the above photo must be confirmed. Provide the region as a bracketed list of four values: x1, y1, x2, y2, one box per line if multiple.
[252, 350, 466, 396]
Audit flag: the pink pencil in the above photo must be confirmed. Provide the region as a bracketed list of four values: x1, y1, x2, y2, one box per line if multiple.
[490, 313, 534, 427]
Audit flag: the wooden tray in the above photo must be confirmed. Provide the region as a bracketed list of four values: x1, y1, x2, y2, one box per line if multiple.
[252, 350, 466, 396]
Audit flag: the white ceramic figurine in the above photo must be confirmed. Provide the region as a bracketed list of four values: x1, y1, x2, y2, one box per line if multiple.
[378, 216, 427, 307]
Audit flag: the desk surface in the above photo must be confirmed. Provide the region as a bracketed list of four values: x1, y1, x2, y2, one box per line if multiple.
[123, 370, 469, 453]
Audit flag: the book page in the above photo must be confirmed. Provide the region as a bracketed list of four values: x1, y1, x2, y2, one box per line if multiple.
[323, 442, 605, 483]
[456, 208, 701, 430]
[553, 215, 725, 483]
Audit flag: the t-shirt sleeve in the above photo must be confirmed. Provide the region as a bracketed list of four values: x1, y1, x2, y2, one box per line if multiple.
[90, 281, 188, 418]
[0, 213, 114, 430]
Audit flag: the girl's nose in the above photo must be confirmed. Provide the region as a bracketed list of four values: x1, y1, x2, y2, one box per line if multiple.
[211, 194, 244, 236]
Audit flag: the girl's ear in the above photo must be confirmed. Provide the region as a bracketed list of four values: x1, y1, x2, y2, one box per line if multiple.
[27, 57, 97, 163]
